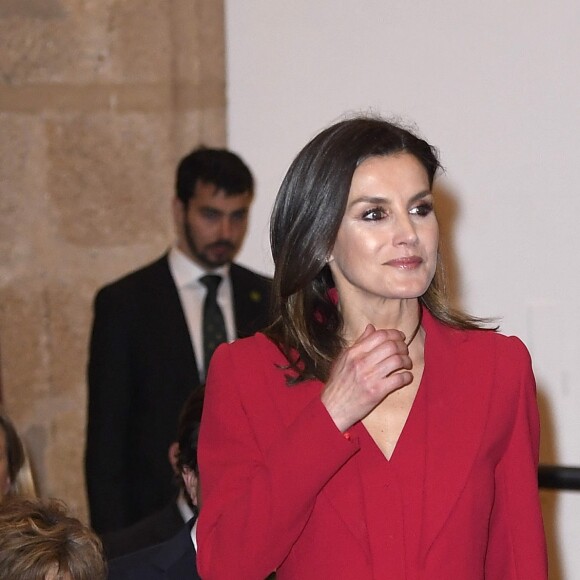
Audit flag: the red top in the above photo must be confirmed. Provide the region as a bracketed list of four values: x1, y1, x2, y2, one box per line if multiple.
[197, 308, 548, 579]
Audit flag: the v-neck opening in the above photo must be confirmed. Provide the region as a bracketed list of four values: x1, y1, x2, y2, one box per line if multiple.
[356, 356, 428, 465]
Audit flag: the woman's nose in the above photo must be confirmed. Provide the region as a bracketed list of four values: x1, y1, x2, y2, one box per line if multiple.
[393, 215, 418, 245]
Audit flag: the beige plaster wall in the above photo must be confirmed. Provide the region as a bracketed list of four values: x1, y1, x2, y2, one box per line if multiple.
[0, 0, 226, 522]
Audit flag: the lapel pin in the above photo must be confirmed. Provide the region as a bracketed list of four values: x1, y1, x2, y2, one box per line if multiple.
[249, 290, 262, 302]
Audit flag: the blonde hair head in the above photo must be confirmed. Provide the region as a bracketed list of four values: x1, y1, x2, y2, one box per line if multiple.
[0, 497, 107, 580]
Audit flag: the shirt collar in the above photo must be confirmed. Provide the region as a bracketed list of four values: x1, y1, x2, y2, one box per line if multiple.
[176, 490, 196, 523]
[169, 246, 231, 289]
[191, 517, 198, 552]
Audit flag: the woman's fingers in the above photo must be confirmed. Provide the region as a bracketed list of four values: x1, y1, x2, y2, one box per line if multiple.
[322, 326, 414, 432]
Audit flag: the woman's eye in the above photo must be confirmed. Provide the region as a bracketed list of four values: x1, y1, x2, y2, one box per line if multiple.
[410, 202, 433, 217]
[362, 207, 386, 221]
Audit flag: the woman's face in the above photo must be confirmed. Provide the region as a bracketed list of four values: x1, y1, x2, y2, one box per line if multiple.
[0, 427, 11, 501]
[329, 153, 439, 304]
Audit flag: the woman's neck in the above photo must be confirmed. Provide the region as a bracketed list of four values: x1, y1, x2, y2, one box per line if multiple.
[341, 297, 421, 345]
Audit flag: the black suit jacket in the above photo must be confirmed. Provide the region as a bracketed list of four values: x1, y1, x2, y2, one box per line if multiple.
[85, 253, 271, 533]
[102, 500, 187, 560]
[107, 520, 200, 580]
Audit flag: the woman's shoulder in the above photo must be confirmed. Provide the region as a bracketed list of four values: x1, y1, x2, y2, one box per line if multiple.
[430, 323, 535, 402]
[207, 334, 294, 400]
[217, 332, 288, 365]
[457, 326, 532, 370]
[429, 312, 531, 363]
[467, 326, 529, 352]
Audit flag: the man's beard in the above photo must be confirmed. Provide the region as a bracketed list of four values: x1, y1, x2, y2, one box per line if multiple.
[184, 223, 236, 268]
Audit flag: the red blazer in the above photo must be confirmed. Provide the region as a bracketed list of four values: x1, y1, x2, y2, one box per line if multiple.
[197, 309, 548, 579]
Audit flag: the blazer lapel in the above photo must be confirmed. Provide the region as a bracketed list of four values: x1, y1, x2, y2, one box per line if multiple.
[420, 310, 494, 558]
[319, 431, 370, 556]
[261, 339, 370, 556]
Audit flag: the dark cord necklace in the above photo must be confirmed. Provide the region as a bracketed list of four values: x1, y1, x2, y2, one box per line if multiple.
[405, 305, 423, 347]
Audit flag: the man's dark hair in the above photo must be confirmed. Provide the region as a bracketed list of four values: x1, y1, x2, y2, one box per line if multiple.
[175, 147, 254, 205]
[176, 387, 204, 477]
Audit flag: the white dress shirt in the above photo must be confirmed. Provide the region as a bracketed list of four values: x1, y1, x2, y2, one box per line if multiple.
[176, 491, 196, 523]
[176, 492, 198, 551]
[191, 518, 198, 552]
[168, 246, 236, 381]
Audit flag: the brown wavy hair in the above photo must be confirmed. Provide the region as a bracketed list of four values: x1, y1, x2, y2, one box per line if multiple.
[0, 497, 107, 580]
[266, 115, 493, 384]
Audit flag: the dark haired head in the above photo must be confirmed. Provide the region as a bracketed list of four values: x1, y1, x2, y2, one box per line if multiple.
[270, 116, 440, 293]
[176, 388, 203, 477]
[175, 147, 254, 205]
[267, 114, 486, 384]
[172, 388, 203, 512]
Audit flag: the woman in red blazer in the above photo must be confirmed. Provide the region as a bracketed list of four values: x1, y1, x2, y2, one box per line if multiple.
[197, 116, 548, 579]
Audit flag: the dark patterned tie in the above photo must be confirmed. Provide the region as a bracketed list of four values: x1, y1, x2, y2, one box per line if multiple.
[200, 274, 227, 375]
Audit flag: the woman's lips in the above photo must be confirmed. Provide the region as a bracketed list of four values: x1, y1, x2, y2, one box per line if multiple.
[385, 256, 423, 269]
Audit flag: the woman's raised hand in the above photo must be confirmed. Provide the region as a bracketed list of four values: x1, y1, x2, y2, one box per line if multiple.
[321, 324, 413, 433]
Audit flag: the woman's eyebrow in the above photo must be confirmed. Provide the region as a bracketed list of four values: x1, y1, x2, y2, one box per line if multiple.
[348, 195, 389, 208]
[348, 190, 432, 208]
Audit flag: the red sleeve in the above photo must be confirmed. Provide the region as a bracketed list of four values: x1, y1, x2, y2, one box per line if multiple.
[485, 337, 548, 579]
[196, 339, 359, 579]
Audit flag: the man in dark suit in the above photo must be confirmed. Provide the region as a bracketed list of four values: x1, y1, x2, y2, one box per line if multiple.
[102, 390, 204, 560]
[102, 500, 186, 561]
[108, 523, 199, 580]
[85, 147, 271, 534]
[107, 391, 202, 580]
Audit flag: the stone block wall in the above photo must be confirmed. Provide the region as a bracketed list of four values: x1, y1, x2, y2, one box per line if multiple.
[0, 0, 226, 522]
